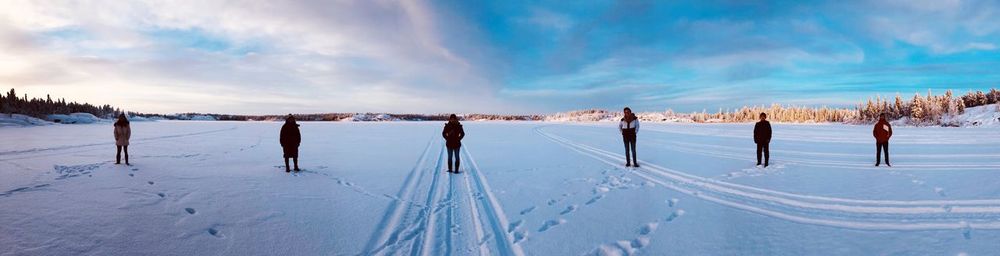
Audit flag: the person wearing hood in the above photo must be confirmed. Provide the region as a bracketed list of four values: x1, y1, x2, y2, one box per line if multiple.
[113, 113, 131, 165]
[442, 114, 465, 173]
[619, 107, 640, 167]
[873, 113, 893, 167]
[754, 112, 772, 167]
[280, 114, 302, 172]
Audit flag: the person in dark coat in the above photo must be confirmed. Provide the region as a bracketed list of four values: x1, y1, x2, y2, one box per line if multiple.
[873, 113, 893, 167]
[619, 107, 640, 167]
[279, 114, 301, 172]
[113, 113, 131, 165]
[442, 114, 465, 173]
[753, 112, 772, 167]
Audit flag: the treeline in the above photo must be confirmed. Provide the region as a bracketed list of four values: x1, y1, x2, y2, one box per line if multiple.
[548, 88, 998, 125]
[690, 105, 855, 123]
[0, 88, 121, 118]
[856, 89, 999, 125]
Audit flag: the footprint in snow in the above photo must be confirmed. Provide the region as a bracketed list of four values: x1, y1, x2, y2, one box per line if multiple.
[148, 181, 154, 185]
[667, 198, 679, 207]
[639, 222, 658, 235]
[961, 221, 972, 240]
[128, 173, 134, 177]
[185, 208, 196, 215]
[208, 227, 223, 238]
[157, 193, 166, 198]
[508, 220, 523, 233]
[538, 219, 566, 232]
[520, 206, 536, 215]
[513, 231, 528, 244]
[559, 205, 578, 215]
[665, 209, 685, 222]
[586, 195, 604, 205]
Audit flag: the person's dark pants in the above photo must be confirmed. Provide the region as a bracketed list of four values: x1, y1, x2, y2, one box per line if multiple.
[283, 146, 299, 171]
[447, 147, 461, 171]
[116, 145, 129, 164]
[876, 142, 890, 165]
[623, 132, 637, 165]
[756, 143, 769, 166]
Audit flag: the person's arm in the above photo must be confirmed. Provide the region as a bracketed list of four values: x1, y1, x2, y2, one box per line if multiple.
[442, 125, 448, 139]
[635, 120, 640, 133]
[765, 123, 772, 143]
[873, 124, 878, 138]
[887, 124, 892, 139]
[618, 120, 624, 133]
[293, 128, 301, 146]
[458, 126, 465, 140]
[125, 126, 131, 140]
[114, 126, 120, 141]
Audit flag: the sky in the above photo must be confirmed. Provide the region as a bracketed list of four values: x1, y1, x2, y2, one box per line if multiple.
[1, 0, 999, 115]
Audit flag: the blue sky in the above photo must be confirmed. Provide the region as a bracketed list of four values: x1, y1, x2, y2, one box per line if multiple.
[0, 0, 998, 114]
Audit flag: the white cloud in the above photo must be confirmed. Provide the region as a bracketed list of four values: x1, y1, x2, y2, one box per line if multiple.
[0, 0, 501, 114]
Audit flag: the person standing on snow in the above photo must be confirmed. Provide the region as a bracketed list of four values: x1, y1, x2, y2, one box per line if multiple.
[619, 107, 640, 167]
[874, 113, 893, 167]
[754, 112, 772, 168]
[442, 114, 465, 173]
[113, 113, 131, 165]
[280, 114, 301, 172]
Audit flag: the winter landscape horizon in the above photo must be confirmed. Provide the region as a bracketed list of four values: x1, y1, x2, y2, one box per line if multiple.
[4, 1, 1000, 256]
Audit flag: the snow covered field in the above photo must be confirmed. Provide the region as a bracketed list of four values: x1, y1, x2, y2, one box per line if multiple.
[2, 121, 1000, 255]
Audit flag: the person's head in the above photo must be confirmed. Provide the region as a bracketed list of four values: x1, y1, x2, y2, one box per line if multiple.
[285, 114, 296, 124]
[449, 114, 458, 122]
[115, 113, 129, 126]
[879, 113, 887, 121]
[623, 107, 633, 117]
[759, 112, 767, 121]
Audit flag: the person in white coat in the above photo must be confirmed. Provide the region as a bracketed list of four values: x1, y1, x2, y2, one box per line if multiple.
[113, 113, 131, 165]
[619, 107, 640, 167]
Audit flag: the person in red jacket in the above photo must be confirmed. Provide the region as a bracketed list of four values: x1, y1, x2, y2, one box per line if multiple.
[873, 113, 893, 167]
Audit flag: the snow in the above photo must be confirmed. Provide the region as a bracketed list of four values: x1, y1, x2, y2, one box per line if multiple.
[0, 114, 54, 127]
[45, 112, 104, 124]
[2, 121, 1000, 255]
[942, 103, 1000, 127]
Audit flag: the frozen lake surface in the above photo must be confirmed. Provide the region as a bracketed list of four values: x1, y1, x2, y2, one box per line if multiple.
[2, 121, 1000, 255]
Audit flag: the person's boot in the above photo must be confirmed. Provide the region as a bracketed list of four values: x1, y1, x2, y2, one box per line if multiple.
[886, 162, 891, 167]
[286, 166, 291, 173]
[626, 161, 631, 167]
[633, 163, 640, 168]
[764, 162, 768, 168]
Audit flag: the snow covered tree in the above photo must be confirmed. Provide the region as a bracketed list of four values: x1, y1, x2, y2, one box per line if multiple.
[910, 93, 925, 123]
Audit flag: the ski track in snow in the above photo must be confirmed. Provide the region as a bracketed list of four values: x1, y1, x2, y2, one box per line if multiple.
[362, 140, 524, 256]
[536, 125, 1000, 231]
[643, 138, 1000, 171]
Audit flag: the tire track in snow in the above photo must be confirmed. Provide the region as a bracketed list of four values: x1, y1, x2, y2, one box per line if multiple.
[536, 125, 1000, 230]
